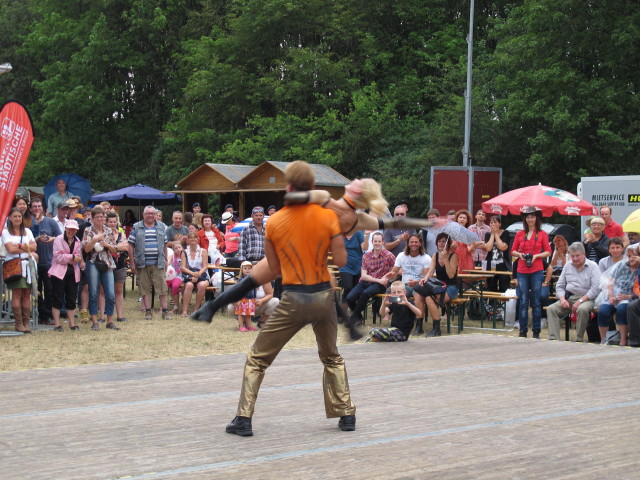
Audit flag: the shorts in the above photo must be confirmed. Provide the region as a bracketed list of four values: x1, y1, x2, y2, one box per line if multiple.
[113, 267, 127, 284]
[137, 265, 167, 296]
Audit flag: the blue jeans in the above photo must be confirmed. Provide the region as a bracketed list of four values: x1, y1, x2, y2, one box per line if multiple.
[87, 262, 115, 317]
[346, 281, 386, 317]
[598, 302, 629, 326]
[517, 270, 544, 333]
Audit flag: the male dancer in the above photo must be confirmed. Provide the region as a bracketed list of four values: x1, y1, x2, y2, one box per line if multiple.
[226, 161, 356, 436]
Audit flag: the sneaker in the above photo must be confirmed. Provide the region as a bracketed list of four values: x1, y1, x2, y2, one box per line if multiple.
[225, 416, 253, 436]
[247, 326, 257, 331]
[116, 317, 127, 322]
[91, 324, 99, 331]
[106, 322, 121, 330]
[144, 309, 153, 320]
[161, 310, 173, 320]
[80, 309, 89, 323]
[338, 415, 356, 431]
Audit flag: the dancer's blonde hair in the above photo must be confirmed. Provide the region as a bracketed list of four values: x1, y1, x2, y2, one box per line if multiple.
[355, 178, 388, 217]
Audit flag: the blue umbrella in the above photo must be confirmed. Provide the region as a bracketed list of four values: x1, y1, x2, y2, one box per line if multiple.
[44, 173, 92, 205]
[89, 183, 182, 206]
[231, 216, 269, 233]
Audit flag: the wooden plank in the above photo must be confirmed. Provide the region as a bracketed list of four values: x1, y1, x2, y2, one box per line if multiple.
[1, 336, 639, 479]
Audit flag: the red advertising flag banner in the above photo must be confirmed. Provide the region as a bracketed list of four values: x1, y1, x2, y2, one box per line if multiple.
[0, 101, 35, 228]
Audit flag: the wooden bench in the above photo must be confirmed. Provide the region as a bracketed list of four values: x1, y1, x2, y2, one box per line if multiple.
[462, 290, 517, 329]
[446, 297, 470, 333]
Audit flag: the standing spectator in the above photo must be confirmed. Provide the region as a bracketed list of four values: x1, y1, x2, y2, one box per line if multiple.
[419, 208, 441, 257]
[53, 201, 70, 233]
[547, 242, 601, 342]
[107, 212, 129, 323]
[166, 211, 189, 242]
[49, 220, 83, 331]
[267, 205, 277, 216]
[221, 212, 240, 258]
[166, 241, 184, 314]
[192, 202, 202, 215]
[155, 209, 164, 224]
[180, 232, 210, 317]
[100, 201, 113, 213]
[511, 207, 552, 338]
[383, 206, 410, 257]
[338, 230, 366, 316]
[346, 232, 395, 325]
[234, 261, 257, 331]
[12, 197, 31, 228]
[584, 216, 610, 263]
[600, 205, 628, 247]
[468, 210, 491, 264]
[454, 209, 475, 274]
[483, 215, 511, 292]
[192, 212, 203, 229]
[2, 208, 37, 333]
[447, 210, 456, 222]
[238, 206, 266, 263]
[30, 197, 61, 325]
[197, 214, 225, 263]
[83, 206, 119, 331]
[127, 205, 172, 320]
[47, 178, 75, 217]
[217, 203, 235, 230]
[122, 209, 137, 237]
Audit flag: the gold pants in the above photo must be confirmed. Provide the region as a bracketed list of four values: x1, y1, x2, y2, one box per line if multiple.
[237, 288, 356, 418]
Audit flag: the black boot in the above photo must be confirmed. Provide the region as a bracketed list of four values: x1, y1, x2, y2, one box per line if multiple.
[532, 330, 540, 339]
[427, 319, 441, 337]
[225, 416, 253, 436]
[412, 317, 424, 336]
[191, 274, 260, 323]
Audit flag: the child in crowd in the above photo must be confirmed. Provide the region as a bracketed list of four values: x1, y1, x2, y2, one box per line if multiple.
[166, 241, 183, 313]
[235, 261, 257, 332]
[367, 281, 421, 342]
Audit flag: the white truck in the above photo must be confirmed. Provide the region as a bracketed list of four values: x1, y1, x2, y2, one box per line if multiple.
[578, 175, 640, 232]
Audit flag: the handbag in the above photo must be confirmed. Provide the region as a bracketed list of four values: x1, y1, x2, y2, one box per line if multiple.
[413, 278, 448, 306]
[94, 258, 109, 273]
[3, 258, 23, 283]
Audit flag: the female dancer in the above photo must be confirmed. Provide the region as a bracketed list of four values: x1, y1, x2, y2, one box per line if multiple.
[191, 178, 441, 327]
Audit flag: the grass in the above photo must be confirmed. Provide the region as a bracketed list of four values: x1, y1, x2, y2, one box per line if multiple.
[0, 293, 563, 372]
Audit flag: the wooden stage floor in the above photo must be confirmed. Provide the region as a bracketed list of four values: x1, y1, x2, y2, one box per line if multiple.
[1, 335, 639, 480]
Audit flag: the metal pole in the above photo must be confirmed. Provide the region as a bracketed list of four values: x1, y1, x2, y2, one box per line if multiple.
[462, 0, 475, 167]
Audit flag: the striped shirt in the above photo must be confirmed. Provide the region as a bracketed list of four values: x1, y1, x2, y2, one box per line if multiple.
[128, 225, 160, 266]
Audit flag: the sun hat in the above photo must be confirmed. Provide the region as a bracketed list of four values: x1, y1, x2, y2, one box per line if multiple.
[65, 219, 79, 230]
[221, 212, 234, 224]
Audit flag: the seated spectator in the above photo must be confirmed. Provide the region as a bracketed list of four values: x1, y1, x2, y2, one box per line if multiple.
[598, 237, 625, 272]
[193, 212, 203, 229]
[166, 211, 189, 242]
[546, 242, 601, 342]
[339, 229, 366, 316]
[180, 232, 209, 317]
[550, 235, 569, 269]
[595, 246, 639, 346]
[367, 281, 421, 342]
[122, 209, 137, 237]
[345, 232, 395, 325]
[385, 234, 430, 295]
[583, 216, 610, 263]
[254, 279, 279, 328]
[383, 205, 410, 257]
[413, 232, 459, 337]
[627, 232, 639, 245]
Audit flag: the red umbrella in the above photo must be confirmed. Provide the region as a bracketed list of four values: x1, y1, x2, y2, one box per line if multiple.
[482, 184, 598, 217]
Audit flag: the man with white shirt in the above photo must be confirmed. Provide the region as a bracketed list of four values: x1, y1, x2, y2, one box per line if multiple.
[546, 242, 601, 342]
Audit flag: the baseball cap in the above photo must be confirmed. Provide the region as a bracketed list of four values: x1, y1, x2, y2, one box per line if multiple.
[58, 201, 70, 209]
[193, 202, 201, 208]
[267, 205, 276, 212]
[65, 219, 79, 230]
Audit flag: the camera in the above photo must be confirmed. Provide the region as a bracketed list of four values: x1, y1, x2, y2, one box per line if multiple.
[389, 296, 401, 304]
[522, 253, 534, 268]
